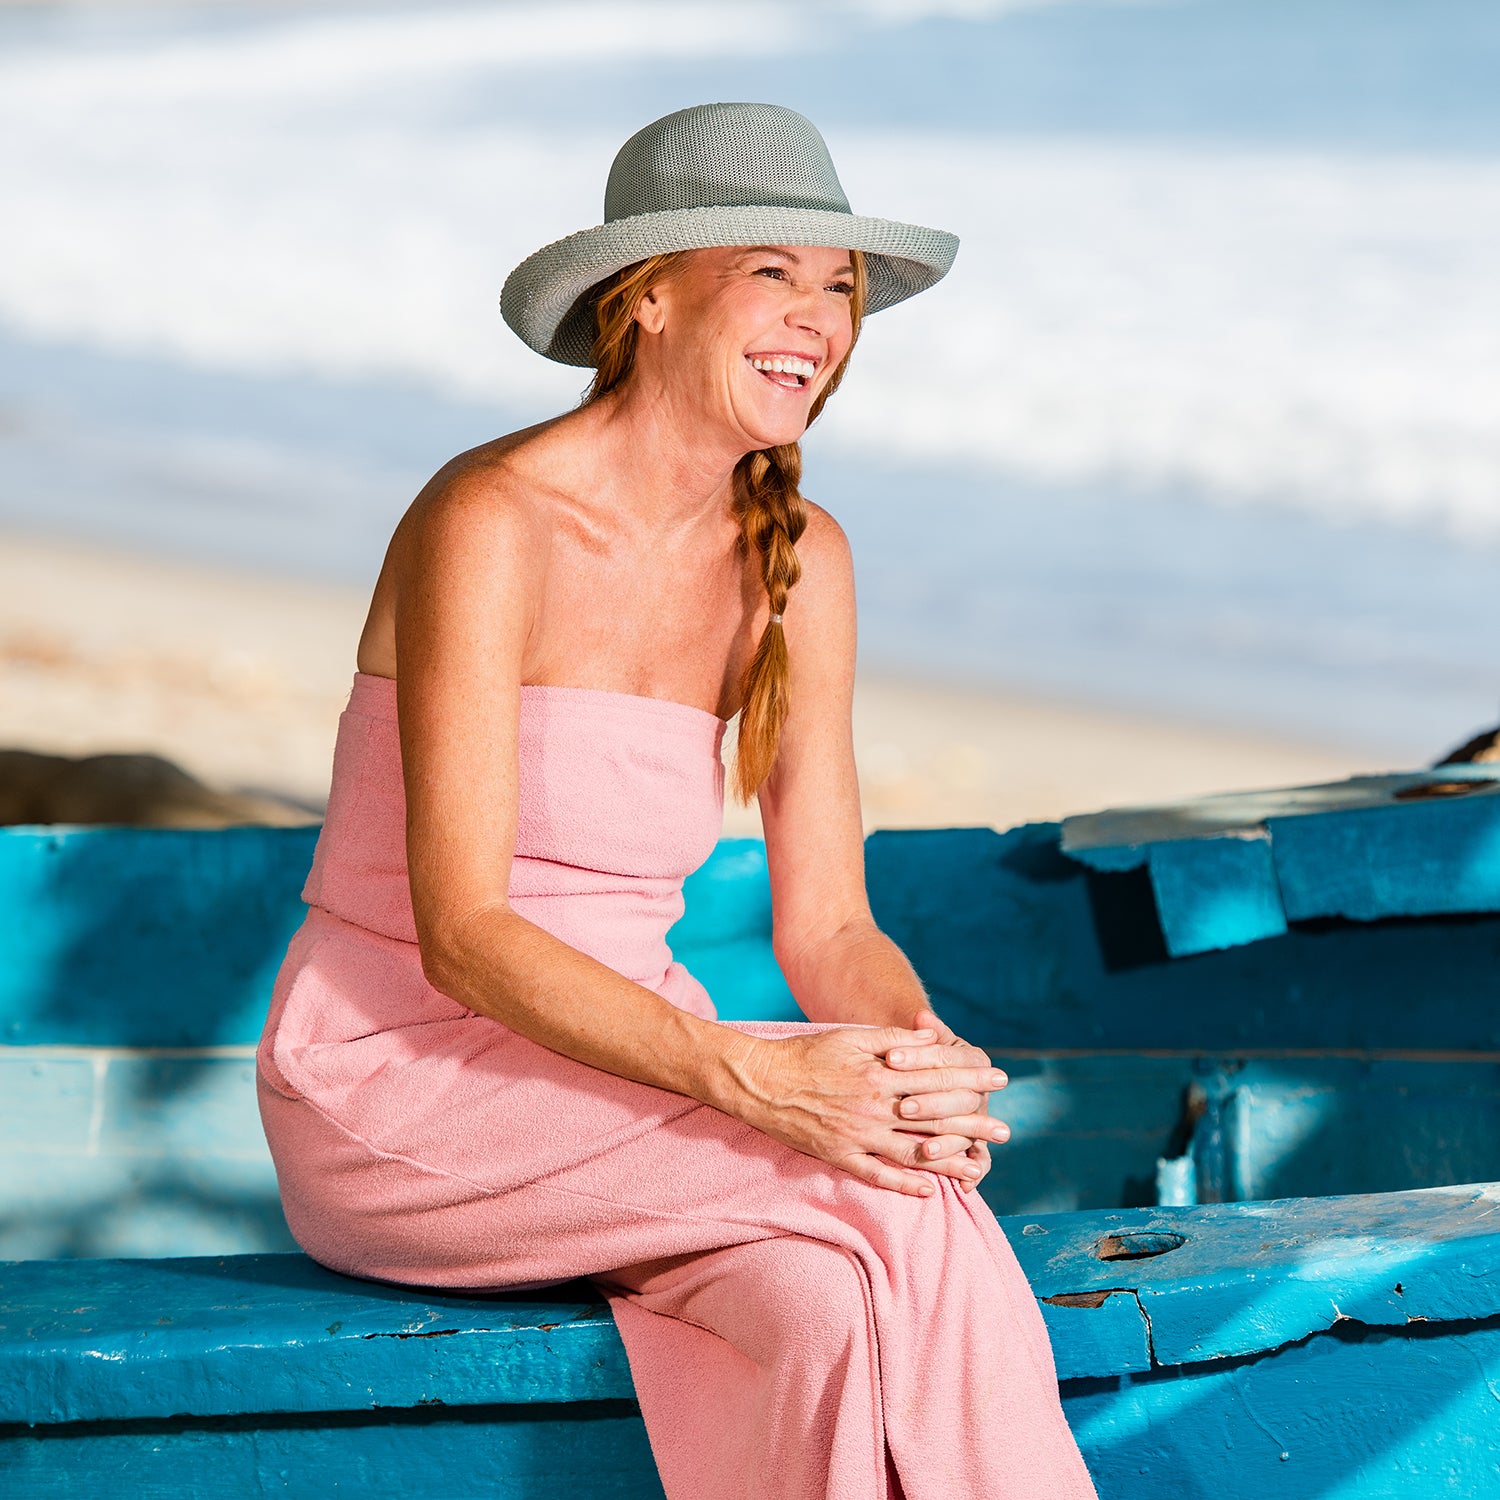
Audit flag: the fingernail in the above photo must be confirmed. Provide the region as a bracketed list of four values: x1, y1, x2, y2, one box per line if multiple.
[900, 1098, 919, 1116]
[989, 1073, 1007, 1088]
[889, 1051, 905, 1065]
[914, 1029, 936, 1038]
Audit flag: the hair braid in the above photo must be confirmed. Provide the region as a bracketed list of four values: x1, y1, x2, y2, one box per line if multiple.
[728, 444, 807, 803]
[582, 248, 867, 804]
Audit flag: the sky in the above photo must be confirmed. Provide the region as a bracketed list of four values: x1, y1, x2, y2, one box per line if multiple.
[1, 0, 1496, 757]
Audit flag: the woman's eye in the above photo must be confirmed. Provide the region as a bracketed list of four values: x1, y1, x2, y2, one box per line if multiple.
[754, 265, 788, 280]
[828, 280, 854, 296]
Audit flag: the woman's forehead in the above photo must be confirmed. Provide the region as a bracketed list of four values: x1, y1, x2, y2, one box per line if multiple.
[703, 245, 858, 273]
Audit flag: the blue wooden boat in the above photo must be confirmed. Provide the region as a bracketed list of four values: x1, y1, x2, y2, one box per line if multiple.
[3, 763, 1499, 1497]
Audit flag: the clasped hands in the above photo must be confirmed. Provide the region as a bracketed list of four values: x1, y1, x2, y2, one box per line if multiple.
[733, 1005, 1009, 1199]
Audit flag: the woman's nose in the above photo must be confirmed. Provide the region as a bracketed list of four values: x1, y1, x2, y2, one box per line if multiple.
[786, 281, 831, 335]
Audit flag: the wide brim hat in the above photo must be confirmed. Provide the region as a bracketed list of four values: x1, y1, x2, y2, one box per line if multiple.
[501, 102, 959, 368]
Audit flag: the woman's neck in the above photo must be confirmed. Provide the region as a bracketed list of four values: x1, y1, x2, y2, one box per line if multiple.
[574, 382, 748, 532]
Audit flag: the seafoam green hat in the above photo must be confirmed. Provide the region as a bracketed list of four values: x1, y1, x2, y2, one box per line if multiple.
[500, 102, 960, 368]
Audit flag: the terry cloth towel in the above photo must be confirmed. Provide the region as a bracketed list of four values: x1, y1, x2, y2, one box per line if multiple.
[257, 671, 1097, 1500]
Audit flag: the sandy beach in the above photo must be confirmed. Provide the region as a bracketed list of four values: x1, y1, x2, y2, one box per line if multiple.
[0, 529, 1383, 837]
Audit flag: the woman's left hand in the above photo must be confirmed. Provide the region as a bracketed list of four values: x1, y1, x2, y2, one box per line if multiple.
[877, 1006, 1007, 1193]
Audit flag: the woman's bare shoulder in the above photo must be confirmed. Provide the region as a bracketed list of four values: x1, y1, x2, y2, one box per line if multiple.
[794, 499, 856, 610]
[410, 420, 567, 545]
[356, 421, 569, 676]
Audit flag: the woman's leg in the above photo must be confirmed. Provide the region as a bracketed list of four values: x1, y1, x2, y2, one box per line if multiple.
[262, 1009, 1095, 1500]
[513, 1105, 1095, 1500]
[597, 1237, 884, 1500]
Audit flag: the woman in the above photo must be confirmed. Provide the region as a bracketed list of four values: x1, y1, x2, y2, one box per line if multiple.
[257, 103, 1097, 1500]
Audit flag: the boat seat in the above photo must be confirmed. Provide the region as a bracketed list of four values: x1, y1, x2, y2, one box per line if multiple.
[6, 1186, 1496, 1439]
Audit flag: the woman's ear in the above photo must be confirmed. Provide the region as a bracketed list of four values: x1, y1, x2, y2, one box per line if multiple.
[634, 283, 669, 336]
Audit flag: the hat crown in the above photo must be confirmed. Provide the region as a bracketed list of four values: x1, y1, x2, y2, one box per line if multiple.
[604, 102, 852, 223]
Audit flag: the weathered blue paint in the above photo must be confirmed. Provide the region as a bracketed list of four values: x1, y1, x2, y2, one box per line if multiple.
[1059, 767, 1500, 957]
[11, 1046, 1494, 1260]
[1060, 766, 1500, 853]
[10, 814, 1500, 1055]
[0, 1404, 665, 1500]
[7, 821, 1500, 1256]
[1014, 1184, 1500, 1370]
[1269, 783, 1500, 923]
[2, 1258, 632, 1425]
[1154, 1058, 1500, 1210]
[1139, 830, 1288, 956]
[7, 1186, 1494, 1418]
[867, 824, 1500, 1052]
[1067, 1316, 1500, 1500]
[5, 1187, 1498, 1499]
[0, 825, 320, 1047]
[7, 768, 1500, 1498]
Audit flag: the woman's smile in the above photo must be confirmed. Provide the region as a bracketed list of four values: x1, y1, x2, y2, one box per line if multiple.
[745, 351, 821, 391]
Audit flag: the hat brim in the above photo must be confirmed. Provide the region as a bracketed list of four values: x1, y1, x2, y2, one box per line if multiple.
[500, 204, 959, 368]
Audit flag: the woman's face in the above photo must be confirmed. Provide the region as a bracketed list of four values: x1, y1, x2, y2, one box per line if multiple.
[632, 244, 857, 453]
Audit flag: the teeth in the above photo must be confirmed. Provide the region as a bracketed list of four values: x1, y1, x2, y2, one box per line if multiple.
[749, 356, 816, 380]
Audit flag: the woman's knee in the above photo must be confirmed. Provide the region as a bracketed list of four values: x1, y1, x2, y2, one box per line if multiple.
[732, 1236, 871, 1356]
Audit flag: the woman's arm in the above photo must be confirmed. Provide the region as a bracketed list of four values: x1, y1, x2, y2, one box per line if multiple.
[756, 504, 1009, 1186]
[756, 504, 948, 1026]
[395, 469, 750, 1107]
[392, 469, 1000, 1197]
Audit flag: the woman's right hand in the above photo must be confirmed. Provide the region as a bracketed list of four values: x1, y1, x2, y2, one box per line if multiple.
[722, 1026, 1010, 1197]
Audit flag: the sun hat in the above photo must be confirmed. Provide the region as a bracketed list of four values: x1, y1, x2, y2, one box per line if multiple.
[500, 102, 959, 368]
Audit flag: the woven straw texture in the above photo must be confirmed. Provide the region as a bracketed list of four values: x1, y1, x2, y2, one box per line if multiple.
[501, 103, 959, 367]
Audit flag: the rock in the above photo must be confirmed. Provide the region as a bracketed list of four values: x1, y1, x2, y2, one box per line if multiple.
[0, 748, 319, 828]
[1435, 725, 1500, 766]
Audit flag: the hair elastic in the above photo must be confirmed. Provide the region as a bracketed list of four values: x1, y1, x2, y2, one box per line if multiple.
[770, 613, 784, 624]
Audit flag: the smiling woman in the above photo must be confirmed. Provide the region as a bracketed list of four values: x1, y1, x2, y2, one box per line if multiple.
[256, 103, 1097, 1500]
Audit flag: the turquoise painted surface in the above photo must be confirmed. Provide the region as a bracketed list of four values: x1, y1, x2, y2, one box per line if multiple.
[1059, 767, 1500, 956]
[7, 1187, 1496, 1412]
[5, 1323, 1496, 1499]
[1068, 1317, 1500, 1499]
[5, 821, 1500, 1256]
[0, 1049, 291, 1259]
[0, 1404, 664, 1500]
[8, 816, 1500, 1053]
[867, 824, 1500, 1052]
[5, 1187, 1498, 1498]
[0, 825, 319, 1047]
[5, 811, 1500, 1496]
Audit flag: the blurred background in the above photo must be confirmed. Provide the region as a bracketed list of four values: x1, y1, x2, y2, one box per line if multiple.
[2, 0, 1497, 834]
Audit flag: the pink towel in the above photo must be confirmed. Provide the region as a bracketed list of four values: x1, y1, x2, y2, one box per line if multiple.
[257, 672, 1097, 1500]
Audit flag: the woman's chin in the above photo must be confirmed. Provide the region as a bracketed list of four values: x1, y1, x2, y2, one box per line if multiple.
[741, 413, 811, 452]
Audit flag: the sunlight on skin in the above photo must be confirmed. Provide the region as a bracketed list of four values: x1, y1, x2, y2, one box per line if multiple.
[622, 245, 857, 460]
[902, 1004, 1009, 1193]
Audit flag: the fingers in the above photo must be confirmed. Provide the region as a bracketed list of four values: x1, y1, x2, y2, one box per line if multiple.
[912, 1007, 956, 1043]
[893, 1107, 1011, 1146]
[885, 1042, 1000, 1077]
[913, 1132, 978, 1162]
[960, 1140, 991, 1193]
[839, 1151, 938, 1198]
[853, 1025, 938, 1055]
[873, 1144, 986, 1187]
[884, 1063, 1008, 1099]
[895, 1089, 988, 1122]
